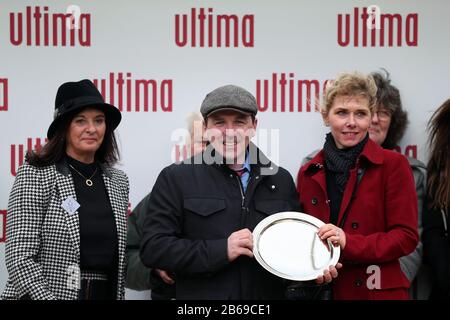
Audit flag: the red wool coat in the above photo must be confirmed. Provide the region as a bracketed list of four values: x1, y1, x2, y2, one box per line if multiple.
[297, 139, 419, 300]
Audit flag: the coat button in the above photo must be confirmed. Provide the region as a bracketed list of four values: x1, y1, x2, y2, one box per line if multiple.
[229, 174, 234, 178]
[271, 185, 276, 190]
[255, 176, 259, 180]
[355, 279, 363, 287]
[311, 198, 318, 205]
[351, 222, 359, 229]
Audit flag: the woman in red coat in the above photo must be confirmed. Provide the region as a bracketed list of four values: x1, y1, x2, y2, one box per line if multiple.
[297, 72, 419, 300]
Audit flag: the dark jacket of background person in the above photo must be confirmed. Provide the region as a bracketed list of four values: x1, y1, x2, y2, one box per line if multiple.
[399, 158, 426, 281]
[401, 157, 429, 299]
[140, 145, 301, 299]
[297, 139, 419, 299]
[423, 201, 450, 299]
[126, 193, 175, 299]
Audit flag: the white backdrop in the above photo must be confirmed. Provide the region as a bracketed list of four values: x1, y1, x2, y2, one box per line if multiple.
[1, 0, 449, 299]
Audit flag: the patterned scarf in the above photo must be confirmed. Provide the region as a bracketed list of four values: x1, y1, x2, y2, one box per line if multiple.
[323, 132, 369, 193]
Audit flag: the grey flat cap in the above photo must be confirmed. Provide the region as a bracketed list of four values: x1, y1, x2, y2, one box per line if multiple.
[200, 85, 258, 118]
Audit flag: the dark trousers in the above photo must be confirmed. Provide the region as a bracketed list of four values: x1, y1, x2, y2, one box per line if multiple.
[79, 279, 115, 300]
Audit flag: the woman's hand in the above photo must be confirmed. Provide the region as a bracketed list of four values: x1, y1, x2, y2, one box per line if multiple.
[315, 263, 343, 284]
[317, 223, 346, 249]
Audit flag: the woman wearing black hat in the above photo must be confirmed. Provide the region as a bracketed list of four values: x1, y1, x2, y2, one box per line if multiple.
[1, 80, 129, 300]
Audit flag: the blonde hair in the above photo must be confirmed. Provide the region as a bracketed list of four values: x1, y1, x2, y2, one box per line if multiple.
[321, 72, 378, 115]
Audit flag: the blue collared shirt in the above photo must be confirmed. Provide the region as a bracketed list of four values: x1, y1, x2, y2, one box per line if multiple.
[239, 153, 251, 192]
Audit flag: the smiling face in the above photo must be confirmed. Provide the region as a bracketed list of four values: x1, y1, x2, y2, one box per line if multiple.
[205, 109, 257, 166]
[323, 95, 371, 149]
[66, 107, 106, 163]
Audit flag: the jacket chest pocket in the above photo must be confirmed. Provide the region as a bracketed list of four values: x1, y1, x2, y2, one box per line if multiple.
[183, 198, 227, 236]
[183, 198, 226, 217]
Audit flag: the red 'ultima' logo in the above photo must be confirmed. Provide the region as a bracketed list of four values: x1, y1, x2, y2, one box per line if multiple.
[9, 6, 91, 46]
[394, 145, 418, 159]
[92, 72, 173, 112]
[337, 7, 418, 47]
[175, 8, 254, 47]
[0, 210, 6, 243]
[11, 137, 47, 176]
[256, 73, 329, 112]
[0, 78, 8, 111]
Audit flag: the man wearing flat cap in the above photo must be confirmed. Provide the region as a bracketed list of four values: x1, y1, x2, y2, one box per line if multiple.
[140, 85, 339, 299]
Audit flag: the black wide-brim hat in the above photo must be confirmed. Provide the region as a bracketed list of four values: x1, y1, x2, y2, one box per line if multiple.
[47, 79, 122, 139]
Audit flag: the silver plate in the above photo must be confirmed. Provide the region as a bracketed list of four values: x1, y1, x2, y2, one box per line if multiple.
[253, 211, 340, 281]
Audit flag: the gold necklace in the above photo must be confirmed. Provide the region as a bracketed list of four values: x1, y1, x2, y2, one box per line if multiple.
[69, 164, 98, 187]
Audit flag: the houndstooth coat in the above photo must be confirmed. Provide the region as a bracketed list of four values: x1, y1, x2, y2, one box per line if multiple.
[1, 159, 129, 300]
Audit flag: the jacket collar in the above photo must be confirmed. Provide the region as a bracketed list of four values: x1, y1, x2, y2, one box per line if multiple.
[55, 156, 112, 178]
[303, 137, 385, 227]
[304, 137, 384, 174]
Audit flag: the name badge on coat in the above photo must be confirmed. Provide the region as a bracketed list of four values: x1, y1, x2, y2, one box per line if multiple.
[62, 196, 80, 215]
